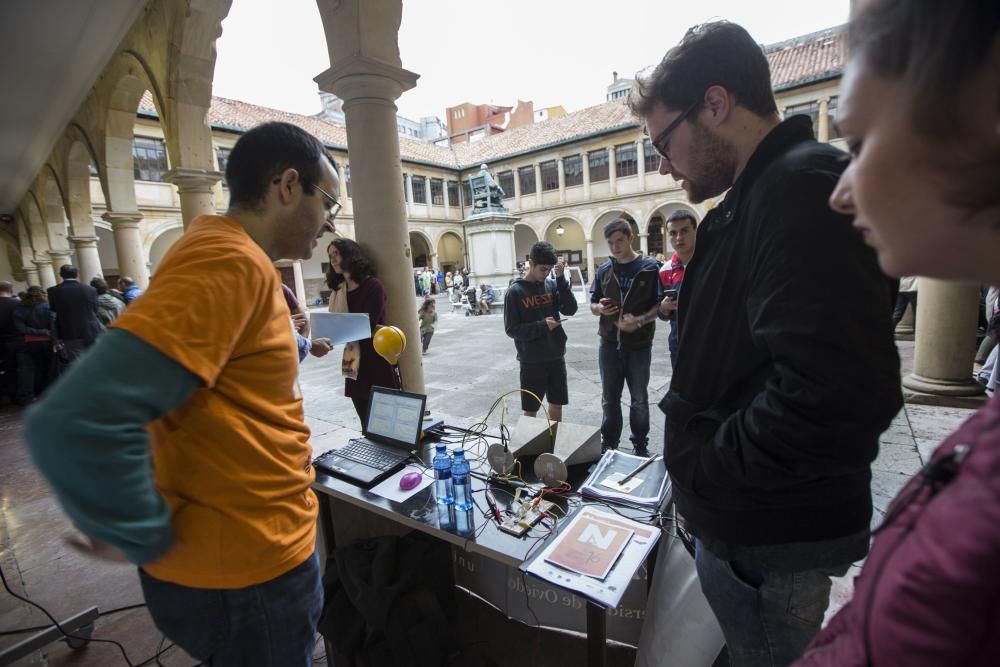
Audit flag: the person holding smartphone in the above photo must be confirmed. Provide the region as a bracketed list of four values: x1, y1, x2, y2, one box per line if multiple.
[657, 210, 698, 368]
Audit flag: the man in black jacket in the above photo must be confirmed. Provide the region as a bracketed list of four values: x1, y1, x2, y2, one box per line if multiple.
[47, 265, 102, 367]
[503, 241, 578, 421]
[630, 21, 901, 666]
[590, 219, 662, 457]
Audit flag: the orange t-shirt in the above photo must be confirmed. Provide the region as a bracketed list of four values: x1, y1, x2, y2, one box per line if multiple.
[114, 215, 316, 588]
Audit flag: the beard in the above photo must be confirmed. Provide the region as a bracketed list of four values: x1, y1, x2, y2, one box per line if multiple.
[682, 121, 739, 204]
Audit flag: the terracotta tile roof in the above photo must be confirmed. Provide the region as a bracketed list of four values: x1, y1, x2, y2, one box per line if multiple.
[136, 25, 843, 170]
[765, 24, 846, 92]
[137, 92, 462, 168]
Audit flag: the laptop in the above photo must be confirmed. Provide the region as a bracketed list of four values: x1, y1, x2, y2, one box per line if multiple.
[314, 386, 427, 486]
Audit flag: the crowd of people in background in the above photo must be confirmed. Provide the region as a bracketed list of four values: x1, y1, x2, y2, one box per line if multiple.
[0, 271, 141, 406]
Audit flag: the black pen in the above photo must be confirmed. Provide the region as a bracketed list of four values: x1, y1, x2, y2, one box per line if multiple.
[620, 455, 659, 484]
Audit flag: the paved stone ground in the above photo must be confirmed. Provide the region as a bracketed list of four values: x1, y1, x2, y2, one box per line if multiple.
[0, 290, 980, 666]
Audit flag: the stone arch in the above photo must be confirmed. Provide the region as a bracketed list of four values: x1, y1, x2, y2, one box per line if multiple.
[513, 223, 540, 264]
[435, 231, 464, 273]
[148, 221, 184, 272]
[64, 125, 104, 237]
[41, 169, 73, 265]
[543, 216, 587, 268]
[102, 51, 170, 214]
[647, 201, 700, 258]
[408, 230, 433, 268]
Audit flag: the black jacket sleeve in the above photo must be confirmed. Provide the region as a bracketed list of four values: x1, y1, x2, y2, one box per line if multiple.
[702, 171, 902, 489]
[503, 285, 547, 342]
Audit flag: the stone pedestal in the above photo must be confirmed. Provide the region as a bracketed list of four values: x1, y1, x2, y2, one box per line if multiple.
[902, 279, 985, 406]
[464, 212, 519, 289]
[23, 267, 40, 286]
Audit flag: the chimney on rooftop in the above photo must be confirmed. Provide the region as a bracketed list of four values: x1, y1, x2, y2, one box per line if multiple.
[613, 71, 618, 82]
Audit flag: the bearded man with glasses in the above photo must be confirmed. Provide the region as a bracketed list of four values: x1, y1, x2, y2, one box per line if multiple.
[630, 21, 902, 667]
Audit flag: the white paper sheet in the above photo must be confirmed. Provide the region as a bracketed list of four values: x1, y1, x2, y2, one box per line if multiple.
[369, 464, 433, 502]
[310, 312, 372, 345]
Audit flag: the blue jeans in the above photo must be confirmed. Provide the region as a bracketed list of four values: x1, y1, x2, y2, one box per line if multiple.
[139, 551, 323, 666]
[598, 343, 651, 448]
[694, 540, 838, 667]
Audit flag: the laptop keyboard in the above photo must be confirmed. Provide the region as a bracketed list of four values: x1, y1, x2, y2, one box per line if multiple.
[337, 438, 410, 469]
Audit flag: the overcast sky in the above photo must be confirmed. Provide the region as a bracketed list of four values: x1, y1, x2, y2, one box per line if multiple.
[213, 1, 849, 122]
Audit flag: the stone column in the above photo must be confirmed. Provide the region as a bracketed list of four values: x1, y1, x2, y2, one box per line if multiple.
[608, 146, 617, 196]
[164, 168, 223, 229]
[639, 233, 649, 256]
[902, 280, 984, 404]
[586, 238, 595, 287]
[404, 174, 414, 216]
[315, 50, 424, 392]
[582, 154, 591, 199]
[102, 211, 150, 288]
[513, 168, 522, 211]
[69, 236, 102, 283]
[48, 249, 75, 276]
[292, 260, 308, 310]
[817, 98, 830, 143]
[33, 258, 56, 289]
[534, 163, 542, 208]
[637, 140, 647, 190]
[443, 177, 451, 217]
[557, 158, 566, 205]
[23, 266, 40, 286]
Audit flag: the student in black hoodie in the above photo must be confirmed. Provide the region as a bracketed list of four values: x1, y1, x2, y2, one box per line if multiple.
[503, 241, 578, 421]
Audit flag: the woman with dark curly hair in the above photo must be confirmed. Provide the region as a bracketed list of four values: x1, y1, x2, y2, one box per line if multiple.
[13, 286, 53, 405]
[793, 2, 1000, 666]
[326, 238, 395, 427]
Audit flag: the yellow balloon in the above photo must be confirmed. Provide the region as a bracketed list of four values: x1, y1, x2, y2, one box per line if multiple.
[373, 325, 406, 365]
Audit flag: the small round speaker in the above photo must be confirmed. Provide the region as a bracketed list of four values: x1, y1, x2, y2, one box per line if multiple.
[487, 444, 515, 475]
[534, 453, 568, 486]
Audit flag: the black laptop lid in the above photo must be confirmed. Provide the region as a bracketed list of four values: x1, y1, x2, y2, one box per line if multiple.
[363, 386, 427, 449]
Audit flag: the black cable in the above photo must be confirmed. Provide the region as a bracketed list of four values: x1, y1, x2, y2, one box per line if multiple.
[0, 561, 174, 667]
[0, 601, 149, 636]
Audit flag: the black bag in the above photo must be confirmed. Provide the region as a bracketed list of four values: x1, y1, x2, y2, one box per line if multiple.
[318, 531, 457, 667]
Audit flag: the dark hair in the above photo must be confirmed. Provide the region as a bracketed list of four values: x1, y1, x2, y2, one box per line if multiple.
[326, 238, 376, 290]
[226, 121, 338, 211]
[90, 276, 109, 294]
[603, 218, 634, 239]
[59, 264, 78, 279]
[850, 1, 1000, 210]
[666, 210, 698, 231]
[629, 21, 777, 119]
[118, 276, 135, 288]
[529, 241, 558, 265]
[0, 281, 12, 294]
[20, 285, 46, 306]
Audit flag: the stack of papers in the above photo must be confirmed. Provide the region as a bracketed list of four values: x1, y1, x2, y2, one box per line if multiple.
[524, 507, 660, 608]
[579, 449, 670, 509]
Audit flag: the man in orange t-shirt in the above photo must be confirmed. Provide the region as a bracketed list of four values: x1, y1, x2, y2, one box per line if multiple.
[25, 121, 341, 666]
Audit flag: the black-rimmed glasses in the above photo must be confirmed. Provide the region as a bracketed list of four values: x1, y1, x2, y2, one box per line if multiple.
[649, 101, 699, 161]
[313, 183, 341, 223]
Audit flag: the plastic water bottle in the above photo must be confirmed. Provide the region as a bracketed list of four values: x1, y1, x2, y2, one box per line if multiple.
[452, 449, 474, 536]
[432, 445, 455, 530]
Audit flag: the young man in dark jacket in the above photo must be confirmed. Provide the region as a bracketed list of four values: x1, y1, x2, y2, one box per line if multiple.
[630, 21, 902, 666]
[590, 218, 662, 456]
[504, 241, 578, 421]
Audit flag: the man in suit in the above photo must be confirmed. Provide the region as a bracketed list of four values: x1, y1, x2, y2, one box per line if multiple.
[47, 265, 101, 367]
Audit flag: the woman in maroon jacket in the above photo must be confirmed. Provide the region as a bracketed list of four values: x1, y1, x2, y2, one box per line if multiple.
[794, 2, 1000, 666]
[326, 239, 395, 428]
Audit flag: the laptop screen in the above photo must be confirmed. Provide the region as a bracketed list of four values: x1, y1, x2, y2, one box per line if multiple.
[366, 387, 425, 447]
